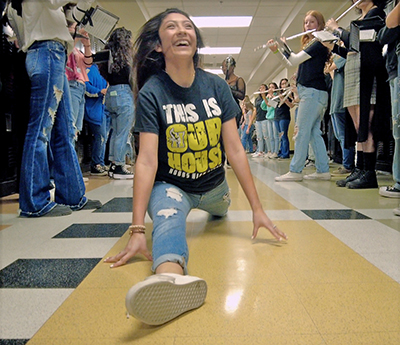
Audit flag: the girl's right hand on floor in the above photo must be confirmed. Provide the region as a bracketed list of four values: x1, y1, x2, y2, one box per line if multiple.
[104, 233, 153, 268]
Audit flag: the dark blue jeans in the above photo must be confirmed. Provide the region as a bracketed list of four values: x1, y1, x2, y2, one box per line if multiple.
[331, 112, 355, 170]
[276, 119, 290, 158]
[19, 41, 86, 216]
[87, 115, 110, 167]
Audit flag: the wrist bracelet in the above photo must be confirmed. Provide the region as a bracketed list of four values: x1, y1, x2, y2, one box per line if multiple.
[128, 224, 146, 236]
[129, 229, 145, 235]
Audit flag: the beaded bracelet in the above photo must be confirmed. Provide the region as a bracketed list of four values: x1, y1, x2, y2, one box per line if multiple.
[128, 225, 146, 236]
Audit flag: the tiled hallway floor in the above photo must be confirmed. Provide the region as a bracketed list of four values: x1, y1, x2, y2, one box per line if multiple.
[1, 158, 399, 344]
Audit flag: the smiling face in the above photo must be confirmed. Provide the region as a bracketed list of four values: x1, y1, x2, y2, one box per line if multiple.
[155, 13, 197, 63]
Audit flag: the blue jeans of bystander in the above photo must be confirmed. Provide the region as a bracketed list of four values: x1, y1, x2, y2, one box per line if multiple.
[266, 119, 279, 153]
[254, 120, 268, 153]
[105, 84, 135, 166]
[289, 84, 329, 173]
[241, 124, 254, 152]
[390, 70, 400, 189]
[69, 79, 86, 138]
[276, 119, 290, 158]
[19, 41, 87, 216]
[331, 112, 355, 170]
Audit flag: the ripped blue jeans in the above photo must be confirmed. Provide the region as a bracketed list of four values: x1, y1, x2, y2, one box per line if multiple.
[19, 41, 86, 216]
[148, 179, 231, 274]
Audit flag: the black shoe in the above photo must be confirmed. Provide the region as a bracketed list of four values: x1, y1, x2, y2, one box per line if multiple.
[90, 164, 108, 176]
[113, 165, 134, 179]
[347, 170, 378, 189]
[336, 168, 361, 187]
[108, 163, 116, 178]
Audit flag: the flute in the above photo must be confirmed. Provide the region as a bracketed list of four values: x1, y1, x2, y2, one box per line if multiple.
[254, 0, 363, 52]
[253, 87, 290, 94]
[335, 0, 362, 22]
[254, 29, 316, 52]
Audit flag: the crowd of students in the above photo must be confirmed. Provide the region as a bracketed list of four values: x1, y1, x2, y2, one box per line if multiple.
[235, 0, 399, 218]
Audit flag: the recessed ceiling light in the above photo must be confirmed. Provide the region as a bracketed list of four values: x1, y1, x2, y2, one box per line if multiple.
[199, 47, 241, 55]
[191, 16, 252, 28]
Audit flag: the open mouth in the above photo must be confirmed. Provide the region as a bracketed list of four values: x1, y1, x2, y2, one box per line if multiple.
[175, 40, 190, 47]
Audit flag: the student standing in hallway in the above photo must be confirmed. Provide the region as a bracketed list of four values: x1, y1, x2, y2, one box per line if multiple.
[268, 10, 331, 182]
[17, 0, 101, 217]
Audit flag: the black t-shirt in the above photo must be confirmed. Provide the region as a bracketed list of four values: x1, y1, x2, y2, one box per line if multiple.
[135, 68, 241, 194]
[255, 96, 267, 121]
[275, 99, 292, 121]
[105, 65, 131, 86]
[297, 39, 329, 91]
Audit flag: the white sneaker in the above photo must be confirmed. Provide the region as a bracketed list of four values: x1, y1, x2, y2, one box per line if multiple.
[275, 171, 303, 182]
[270, 152, 278, 159]
[251, 151, 259, 157]
[125, 273, 207, 325]
[394, 206, 400, 216]
[303, 172, 331, 180]
[252, 152, 264, 158]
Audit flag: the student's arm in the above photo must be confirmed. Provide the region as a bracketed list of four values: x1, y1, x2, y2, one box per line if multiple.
[250, 107, 257, 125]
[104, 132, 158, 268]
[386, 2, 400, 28]
[222, 118, 288, 241]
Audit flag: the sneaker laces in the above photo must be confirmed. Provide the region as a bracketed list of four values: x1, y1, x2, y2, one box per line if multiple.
[122, 166, 132, 174]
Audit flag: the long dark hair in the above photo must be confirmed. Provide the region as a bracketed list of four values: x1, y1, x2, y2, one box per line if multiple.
[133, 8, 205, 100]
[351, 0, 389, 15]
[105, 27, 133, 74]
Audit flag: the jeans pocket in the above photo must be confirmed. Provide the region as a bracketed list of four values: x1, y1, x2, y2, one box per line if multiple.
[26, 49, 39, 77]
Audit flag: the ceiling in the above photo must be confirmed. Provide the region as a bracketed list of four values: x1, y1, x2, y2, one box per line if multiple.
[96, 0, 360, 95]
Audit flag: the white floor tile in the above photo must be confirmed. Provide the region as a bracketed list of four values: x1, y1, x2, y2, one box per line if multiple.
[0, 289, 73, 339]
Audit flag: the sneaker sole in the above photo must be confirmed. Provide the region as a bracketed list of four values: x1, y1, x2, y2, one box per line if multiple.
[303, 176, 331, 180]
[275, 178, 303, 182]
[126, 278, 207, 325]
[113, 174, 134, 180]
[379, 191, 400, 198]
[90, 172, 108, 176]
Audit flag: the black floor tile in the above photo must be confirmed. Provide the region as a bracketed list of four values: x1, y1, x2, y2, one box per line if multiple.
[0, 340, 29, 345]
[301, 209, 370, 220]
[93, 197, 132, 213]
[0, 258, 101, 289]
[54, 223, 131, 238]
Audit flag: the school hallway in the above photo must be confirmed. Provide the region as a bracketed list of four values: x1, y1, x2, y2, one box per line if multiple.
[1, 157, 399, 345]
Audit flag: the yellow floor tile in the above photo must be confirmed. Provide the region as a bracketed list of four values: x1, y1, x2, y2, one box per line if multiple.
[296, 282, 400, 334]
[323, 332, 400, 345]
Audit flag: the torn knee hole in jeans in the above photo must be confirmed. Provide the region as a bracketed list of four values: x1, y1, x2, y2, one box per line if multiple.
[157, 208, 178, 219]
[165, 187, 183, 202]
[155, 188, 183, 218]
[48, 85, 63, 124]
